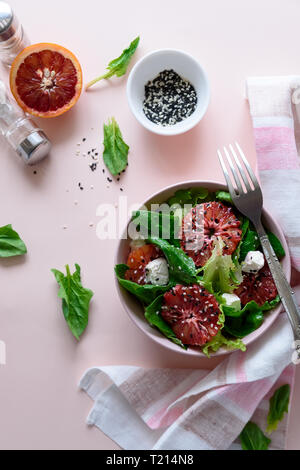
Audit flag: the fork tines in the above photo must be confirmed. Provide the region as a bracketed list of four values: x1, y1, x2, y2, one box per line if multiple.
[217, 142, 259, 196]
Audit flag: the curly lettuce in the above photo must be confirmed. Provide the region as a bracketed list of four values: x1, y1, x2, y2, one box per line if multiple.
[201, 238, 242, 294]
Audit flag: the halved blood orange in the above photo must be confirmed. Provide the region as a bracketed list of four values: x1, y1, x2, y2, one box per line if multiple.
[10, 43, 82, 118]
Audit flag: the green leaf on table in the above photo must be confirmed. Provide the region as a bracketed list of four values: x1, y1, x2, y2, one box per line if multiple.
[115, 264, 173, 305]
[267, 384, 291, 433]
[239, 421, 271, 450]
[144, 295, 186, 349]
[0, 224, 27, 257]
[103, 117, 129, 175]
[86, 36, 140, 88]
[148, 237, 197, 284]
[51, 264, 94, 340]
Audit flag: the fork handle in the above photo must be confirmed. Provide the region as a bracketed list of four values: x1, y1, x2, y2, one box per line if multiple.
[255, 222, 300, 341]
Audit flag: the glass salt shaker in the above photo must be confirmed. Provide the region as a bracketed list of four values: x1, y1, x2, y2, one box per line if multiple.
[0, 1, 29, 66]
[0, 80, 51, 164]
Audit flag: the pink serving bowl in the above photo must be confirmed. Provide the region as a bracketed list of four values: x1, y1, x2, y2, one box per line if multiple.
[115, 180, 290, 357]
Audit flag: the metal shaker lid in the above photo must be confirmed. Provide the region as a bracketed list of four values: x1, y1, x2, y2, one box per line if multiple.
[17, 130, 51, 165]
[0, 1, 16, 42]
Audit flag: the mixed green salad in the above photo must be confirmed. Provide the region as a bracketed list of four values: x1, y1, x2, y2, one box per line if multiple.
[115, 187, 284, 356]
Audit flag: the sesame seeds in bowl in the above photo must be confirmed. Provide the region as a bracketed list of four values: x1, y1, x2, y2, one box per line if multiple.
[127, 49, 210, 136]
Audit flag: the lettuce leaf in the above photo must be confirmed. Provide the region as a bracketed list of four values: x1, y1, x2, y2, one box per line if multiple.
[202, 330, 246, 357]
[201, 238, 240, 294]
[115, 264, 173, 305]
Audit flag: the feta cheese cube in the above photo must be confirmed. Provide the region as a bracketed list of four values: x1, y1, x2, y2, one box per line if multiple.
[242, 250, 264, 273]
[145, 257, 169, 286]
[221, 293, 241, 310]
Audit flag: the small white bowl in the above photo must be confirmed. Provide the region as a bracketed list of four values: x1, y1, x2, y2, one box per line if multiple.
[127, 49, 210, 136]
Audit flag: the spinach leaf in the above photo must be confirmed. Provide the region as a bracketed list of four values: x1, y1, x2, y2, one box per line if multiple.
[167, 187, 209, 207]
[103, 117, 129, 175]
[222, 295, 280, 318]
[86, 36, 140, 88]
[131, 210, 181, 247]
[223, 295, 280, 338]
[267, 384, 290, 433]
[215, 190, 232, 204]
[224, 310, 264, 338]
[239, 421, 271, 450]
[239, 228, 260, 261]
[0, 224, 27, 257]
[240, 226, 285, 262]
[267, 231, 285, 259]
[51, 264, 94, 340]
[144, 295, 186, 349]
[148, 237, 197, 284]
[115, 264, 173, 305]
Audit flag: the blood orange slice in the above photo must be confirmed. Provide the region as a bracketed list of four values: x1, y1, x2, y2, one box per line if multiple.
[234, 260, 277, 306]
[125, 244, 162, 285]
[10, 43, 82, 118]
[162, 284, 222, 346]
[180, 201, 242, 267]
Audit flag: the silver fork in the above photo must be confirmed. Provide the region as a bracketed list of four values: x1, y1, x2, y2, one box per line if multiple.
[217, 142, 300, 349]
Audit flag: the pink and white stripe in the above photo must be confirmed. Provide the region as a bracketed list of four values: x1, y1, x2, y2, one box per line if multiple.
[246, 76, 300, 270]
[80, 306, 297, 450]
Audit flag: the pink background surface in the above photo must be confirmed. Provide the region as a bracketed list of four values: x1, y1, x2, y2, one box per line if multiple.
[0, 0, 299, 450]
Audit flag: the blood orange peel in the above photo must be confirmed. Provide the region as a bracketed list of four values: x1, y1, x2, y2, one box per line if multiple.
[10, 43, 82, 118]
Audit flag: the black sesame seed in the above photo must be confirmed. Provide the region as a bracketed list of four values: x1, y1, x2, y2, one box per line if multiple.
[143, 69, 197, 126]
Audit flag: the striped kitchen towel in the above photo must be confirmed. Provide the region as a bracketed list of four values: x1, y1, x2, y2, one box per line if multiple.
[80, 298, 297, 450]
[246, 76, 300, 271]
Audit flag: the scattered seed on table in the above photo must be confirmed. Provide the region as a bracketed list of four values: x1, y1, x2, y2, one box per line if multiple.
[63, 225, 68, 230]
[120, 188, 123, 192]
[90, 163, 97, 172]
[89, 222, 94, 227]
[82, 138, 86, 142]
[33, 170, 37, 175]
[143, 69, 197, 126]
[107, 177, 112, 183]
[102, 169, 105, 173]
